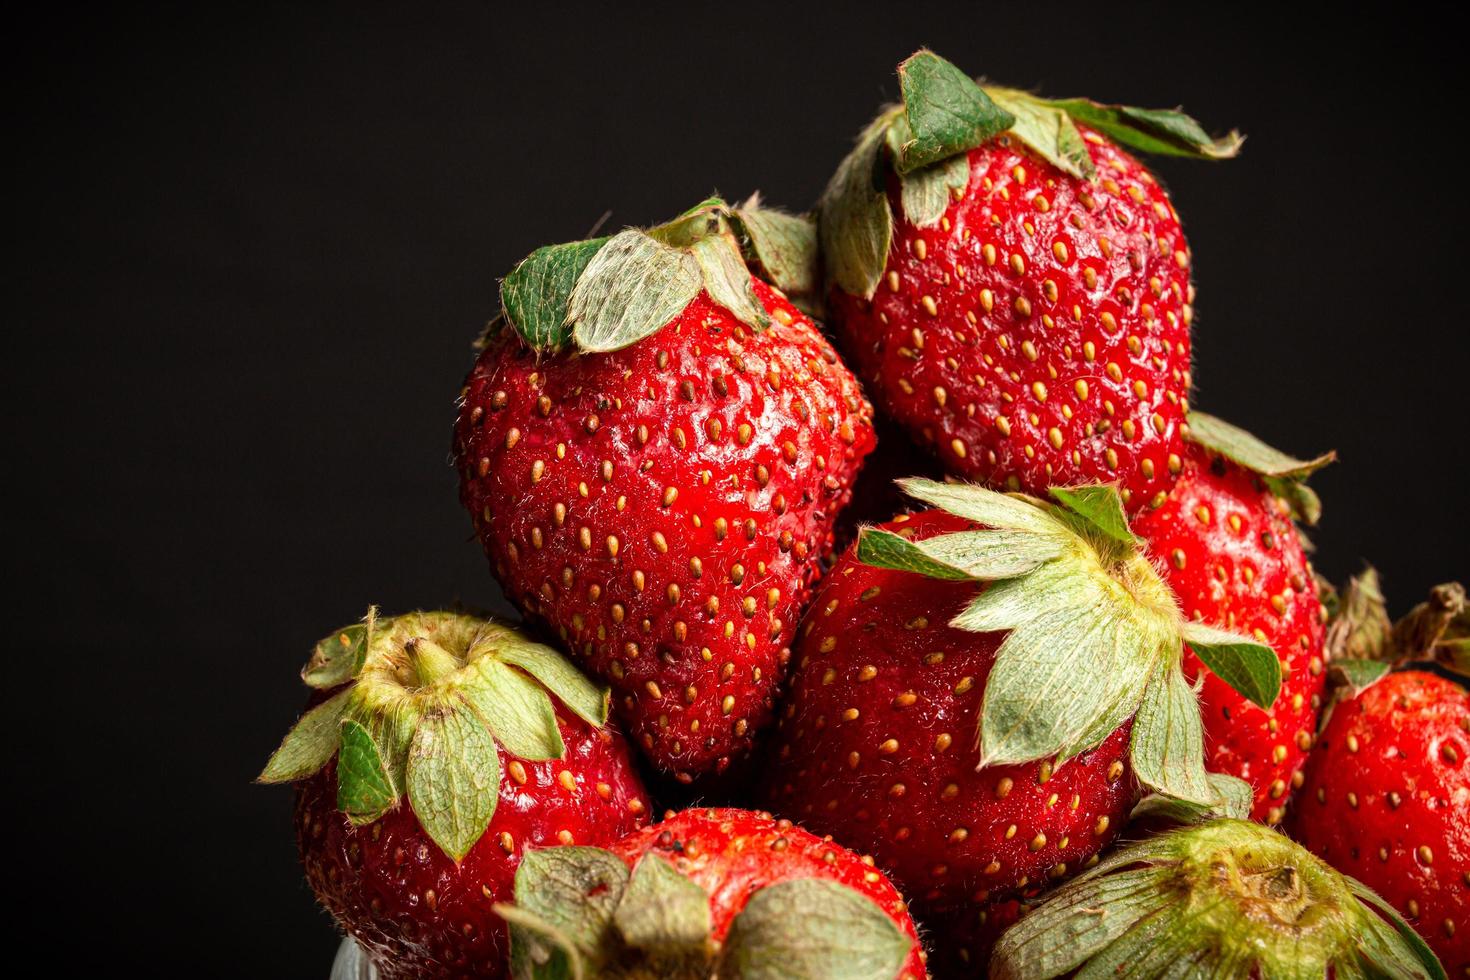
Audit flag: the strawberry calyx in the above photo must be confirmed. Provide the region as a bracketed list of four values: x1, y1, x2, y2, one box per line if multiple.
[821, 49, 1240, 299]
[991, 818, 1447, 980]
[1183, 410, 1336, 524]
[1320, 569, 1470, 702]
[856, 479, 1279, 807]
[258, 609, 611, 862]
[493, 846, 914, 980]
[498, 195, 818, 355]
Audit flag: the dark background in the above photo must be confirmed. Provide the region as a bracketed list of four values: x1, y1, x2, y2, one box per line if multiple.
[15, 2, 1466, 973]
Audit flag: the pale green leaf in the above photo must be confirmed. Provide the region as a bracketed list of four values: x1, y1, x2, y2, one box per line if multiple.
[501, 237, 610, 352]
[950, 558, 1087, 634]
[819, 112, 896, 299]
[494, 638, 609, 728]
[1185, 411, 1335, 479]
[511, 847, 630, 960]
[613, 855, 711, 955]
[1050, 485, 1137, 547]
[459, 659, 565, 762]
[898, 153, 969, 228]
[722, 878, 914, 980]
[979, 602, 1147, 767]
[897, 477, 1062, 535]
[1130, 772, 1253, 825]
[336, 718, 397, 820]
[690, 234, 768, 331]
[918, 529, 1067, 580]
[893, 49, 1013, 174]
[985, 88, 1094, 179]
[1048, 99, 1243, 160]
[258, 687, 352, 783]
[302, 612, 375, 689]
[1130, 664, 1214, 805]
[990, 866, 1175, 980]
[567, 229, 702, 353]
[405, 701, 501, 861]
[1180, 620, 1282, 709]
[1329, 658, 1392, 695]
[855, 527, 975, 581]
[1345, 878, 1447, 980]
[734, 201, 817, 303]
[497, 903, 585, 980]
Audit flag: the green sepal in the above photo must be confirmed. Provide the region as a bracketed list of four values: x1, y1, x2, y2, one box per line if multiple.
[1050, 485, 1138, 549]
[984, 87, 1095, 179]
[459, 659, 565, 762]
[892, 49, 1013, 174]
[1345, 878, 1448, 980]
[566, 229, 703, 353]
[1329, 658, 1392, 696]
[1130, 663, 1214, 805]
[690, 234, 768, 331]
[501, 237, 610, 352]
[501, 846, 630, 977]
[1185, 412, 1337, 480]
[405, 698, 501, 862]
[258, 687, 353, 783]
[1047, 98, 1243, 160]
[613, 855, 712, 958]
[1130, 772, 1253, 825]
[1186, 411, 1335, 525]
[495, 637, 610, 728]
[898, 153, 969, 229]
[856, 526, 1003, 581]
[720, 878, 914, 980]
[336, 718, 397, 822]
[818, 112, 896, 299]
[1392, 581, 1469, 677]
[897, 477, 1058, 534]
[1179, 620, 1282, 709]
[993, 820, 1441, 980]
[497, 904, 586, 980]
[731, 198, 819, 313]
[302, 609, 376, 689]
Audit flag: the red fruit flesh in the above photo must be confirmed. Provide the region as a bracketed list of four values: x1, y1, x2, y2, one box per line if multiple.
[455, 281, 875, 779]
[296, 705, 649, 979]
[1132, 446, 1327, 823]
[831, 127, 1191, 511]
[607, 807, 926, 979]
[767, 510, 1138, 909]
[1289, 671, 1469, 973]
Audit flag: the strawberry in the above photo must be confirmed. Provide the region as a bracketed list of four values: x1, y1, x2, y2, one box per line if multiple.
[494, 807, 925, 979]
[1289, 670, 1469, 974]
[992, 817, 1447, 979]
[820, 50, 1239, 511]
[454, 198, 876, 781]
[767, 479, 1281, 913]
[1131, 412, 1335, 823]
[258, 610, 651, 978]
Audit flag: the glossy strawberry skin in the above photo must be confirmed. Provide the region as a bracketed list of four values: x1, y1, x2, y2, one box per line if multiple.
[295, 705, 649, 979]
[766, 510, 1137, 910]
[1289, 671, 1469, 973]
[455, 281, 875, 780]
[608, 807, 926, 979]
[831, 128, 1191, 512]
[1131, 446, 1327, 823]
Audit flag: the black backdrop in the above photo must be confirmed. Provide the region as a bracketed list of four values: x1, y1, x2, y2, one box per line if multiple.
[14, 2, 1467, 974]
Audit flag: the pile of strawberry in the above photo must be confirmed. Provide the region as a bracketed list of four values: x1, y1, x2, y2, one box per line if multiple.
[260, 52, 1467, 980]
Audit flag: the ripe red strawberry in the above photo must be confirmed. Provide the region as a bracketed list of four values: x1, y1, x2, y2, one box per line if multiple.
[454, 199, 876, 780]
[1289, 670, 1469, 974]
[259, 610, 650, 979]
[992, 817, 1447, 979]
[820, 50, 1239, 511]
[495, 807, 925, 979]
[1131, 413, 1334, 823]
[766, 479, 1282, 913]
